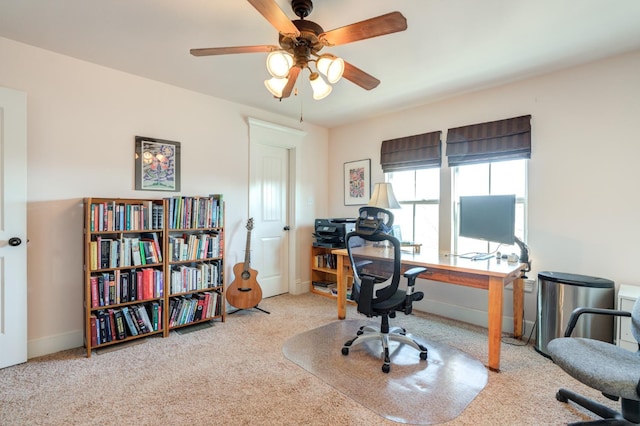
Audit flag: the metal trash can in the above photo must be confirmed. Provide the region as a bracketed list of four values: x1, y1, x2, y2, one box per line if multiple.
[535, 271, 614, 357]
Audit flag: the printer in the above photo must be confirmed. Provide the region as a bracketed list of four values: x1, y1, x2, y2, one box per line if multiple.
[313, 218, 356, 248]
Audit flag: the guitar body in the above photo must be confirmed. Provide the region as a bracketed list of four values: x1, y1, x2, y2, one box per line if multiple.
[226, 262, 263, 309]
[225, 218, 264, 310]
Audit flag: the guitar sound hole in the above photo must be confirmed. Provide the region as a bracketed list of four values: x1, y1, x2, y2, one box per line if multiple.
[241, 271, 251, 280]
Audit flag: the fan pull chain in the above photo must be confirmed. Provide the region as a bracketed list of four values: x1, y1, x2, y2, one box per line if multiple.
[297, 87, 304, 123]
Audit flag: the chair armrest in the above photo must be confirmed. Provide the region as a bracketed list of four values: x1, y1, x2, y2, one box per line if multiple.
[404, 267, 427, 286]
[356, 275, 376, 316]
[564, 307, 631, 337]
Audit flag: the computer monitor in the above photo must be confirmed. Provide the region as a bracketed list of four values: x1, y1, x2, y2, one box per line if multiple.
[459, 194, 516, 245]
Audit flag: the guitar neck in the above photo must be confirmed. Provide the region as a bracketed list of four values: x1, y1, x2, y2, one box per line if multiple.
[243, 228, 252, 268]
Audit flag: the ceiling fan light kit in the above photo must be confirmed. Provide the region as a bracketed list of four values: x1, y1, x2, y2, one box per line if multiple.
[264, 76, 288, 98]
[309, 72, 332, 100]
[266, 51, 294, 78]
[191, 0, 407, 101]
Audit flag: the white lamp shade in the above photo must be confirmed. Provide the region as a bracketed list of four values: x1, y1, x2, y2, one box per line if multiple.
[317, 55, 344, 84]
[368, 183, 401, 209]
[264, 77, 288, 98]
[309, 72, 332, 100]
[266, 51, 293, 78]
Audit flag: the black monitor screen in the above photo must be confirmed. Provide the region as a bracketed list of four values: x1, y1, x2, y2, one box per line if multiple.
[459, 194, 516, 245]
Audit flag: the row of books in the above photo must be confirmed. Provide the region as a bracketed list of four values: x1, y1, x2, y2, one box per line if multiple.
[166, 194, 224, 230]
[90, 268, 163, 308]
[90, 233, 162, 270]
[89, 201, 164, 232]
[312, 280, 337, 294]
[89, 302, 162, 346]
[168, 292, 219, 327]
[168, 261, 221, 294]
[168, 232, 221, 262]
[313, 253, 337, 269]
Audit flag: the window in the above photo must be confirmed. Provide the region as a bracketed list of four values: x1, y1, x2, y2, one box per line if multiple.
[386, 168, 440, 251]
[453, 159, 527, 256]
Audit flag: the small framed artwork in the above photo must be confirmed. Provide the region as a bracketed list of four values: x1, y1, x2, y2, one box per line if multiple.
[344, 159, 371, 206]
[135, 136, 181, 191]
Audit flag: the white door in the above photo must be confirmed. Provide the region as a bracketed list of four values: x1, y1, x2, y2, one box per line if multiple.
[250, 142, 289, 298]
[248, 118, 306, 299]
[0, 87, 28, 369]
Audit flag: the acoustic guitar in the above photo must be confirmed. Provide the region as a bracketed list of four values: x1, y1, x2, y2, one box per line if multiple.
[226, 218, 263, 310]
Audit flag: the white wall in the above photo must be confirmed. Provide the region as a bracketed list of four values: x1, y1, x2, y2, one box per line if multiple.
[0, 37, 329, 357]
[328, 49, 640, 333]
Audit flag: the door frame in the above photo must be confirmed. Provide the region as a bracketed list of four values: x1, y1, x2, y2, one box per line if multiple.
[248, 117, 306, 295]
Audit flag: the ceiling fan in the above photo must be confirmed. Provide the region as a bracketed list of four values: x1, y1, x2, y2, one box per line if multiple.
[190, 0, 407, 100]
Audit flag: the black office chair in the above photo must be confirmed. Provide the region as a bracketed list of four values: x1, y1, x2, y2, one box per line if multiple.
[547, 297, 640, 425]
[340, 206, 428, 373]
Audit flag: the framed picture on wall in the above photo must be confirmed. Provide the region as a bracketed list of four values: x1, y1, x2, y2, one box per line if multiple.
[343, 159, 371, 206]
[134, 136, 181, 191]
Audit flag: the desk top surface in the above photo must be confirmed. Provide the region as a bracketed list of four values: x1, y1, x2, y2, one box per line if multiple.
[331, 246, 525, 278]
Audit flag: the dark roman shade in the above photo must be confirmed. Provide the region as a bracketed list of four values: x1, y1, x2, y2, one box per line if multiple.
[380, 131, 442, 173]
[445, 115, 531, 167]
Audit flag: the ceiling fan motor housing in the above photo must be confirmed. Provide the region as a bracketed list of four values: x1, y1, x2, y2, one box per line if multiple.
[291, 0, 313, 19]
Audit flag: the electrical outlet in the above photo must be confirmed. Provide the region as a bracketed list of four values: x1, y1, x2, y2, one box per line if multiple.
[524, 279, 535, 293]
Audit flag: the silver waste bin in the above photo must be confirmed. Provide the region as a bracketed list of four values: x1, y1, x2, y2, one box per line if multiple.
[535, 271, 614, 357]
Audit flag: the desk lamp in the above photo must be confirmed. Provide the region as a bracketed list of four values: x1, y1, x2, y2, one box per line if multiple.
[368, 183, 401, 209]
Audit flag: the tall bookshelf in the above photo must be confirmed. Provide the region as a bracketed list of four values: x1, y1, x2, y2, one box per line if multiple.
[83, 195, 225, 357]
[83, 198, 166, 357]
[165, 195, 225, 331]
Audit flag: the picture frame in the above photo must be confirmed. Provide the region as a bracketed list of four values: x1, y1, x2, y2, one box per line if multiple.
[343, 159, 371, 206]
[135, 136, 181, 192]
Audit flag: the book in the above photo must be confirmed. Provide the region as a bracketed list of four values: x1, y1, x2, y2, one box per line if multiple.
[121, 306, 139, 336]
[90, 276, 99, 308]
[114, 309, 127, 340]
[131, 237, 142, 265]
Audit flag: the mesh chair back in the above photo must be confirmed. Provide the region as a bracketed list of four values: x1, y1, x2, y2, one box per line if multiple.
[346, 215, 402, 306]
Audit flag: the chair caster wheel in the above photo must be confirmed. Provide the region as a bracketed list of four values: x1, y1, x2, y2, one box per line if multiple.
[556, 391, 568, 403]
[420, 351, 428, 360]
[382, 364, 390, 373]
[341, 347, 349, 356]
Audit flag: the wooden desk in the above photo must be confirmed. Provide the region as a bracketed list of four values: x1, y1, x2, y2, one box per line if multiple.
[332, 247, 525, 371]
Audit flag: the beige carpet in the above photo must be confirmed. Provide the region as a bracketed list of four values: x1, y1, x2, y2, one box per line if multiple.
[0, 293, 622, 425]
[283, 319, 487, 424]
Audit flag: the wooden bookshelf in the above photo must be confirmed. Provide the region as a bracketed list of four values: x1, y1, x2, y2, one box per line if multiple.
[83, 198, 166, 357]
[165, 195, 225, 331]
[310, 245, 355, 304]
[83, 195, 225, 357]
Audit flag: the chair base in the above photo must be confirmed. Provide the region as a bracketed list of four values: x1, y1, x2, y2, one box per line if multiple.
[342, 327, 428, 373]
[556, 388, 640, 425]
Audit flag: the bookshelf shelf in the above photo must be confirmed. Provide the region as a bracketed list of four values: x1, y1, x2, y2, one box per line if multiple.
[83, 195, 225, 357]
[310, 245, 356, 304]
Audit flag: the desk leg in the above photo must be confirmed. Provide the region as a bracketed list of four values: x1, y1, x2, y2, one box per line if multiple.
[512, 277, 524, 339]
[487, 276, 504, 372]
[336, 254, 347, 320]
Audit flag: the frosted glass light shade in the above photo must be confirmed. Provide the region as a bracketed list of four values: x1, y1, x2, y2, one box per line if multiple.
[368, 183, 401, 209]
[317, 54, 344, 83]
[264, 77, 288, 98]
[309, 72, 332, 100]
[266, 51, 293, 78]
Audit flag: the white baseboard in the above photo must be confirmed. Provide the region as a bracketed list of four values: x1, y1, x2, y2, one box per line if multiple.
[28, 330, 83, 359]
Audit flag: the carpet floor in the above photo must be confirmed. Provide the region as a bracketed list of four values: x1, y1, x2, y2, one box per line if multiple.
[0, 293, 622, 425]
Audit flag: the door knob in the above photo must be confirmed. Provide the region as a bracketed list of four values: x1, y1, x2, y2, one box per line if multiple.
[283, 226, 290, 231]
[8, 237, 22, 246]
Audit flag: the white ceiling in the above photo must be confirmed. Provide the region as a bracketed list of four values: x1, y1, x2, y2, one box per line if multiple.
[1, 0, 640, 128]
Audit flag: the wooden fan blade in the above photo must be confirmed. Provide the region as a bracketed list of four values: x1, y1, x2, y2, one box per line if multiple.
[280, 67, 300, 98]
[342, 61, 380, 90]
[190, 45, 279, 56]
[319, 11, 407, 46]
[247, 0, 300, 37]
